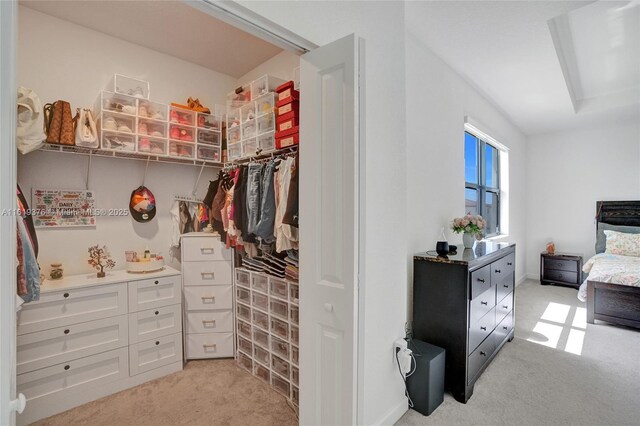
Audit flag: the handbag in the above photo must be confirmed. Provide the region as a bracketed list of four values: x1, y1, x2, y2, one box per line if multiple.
[74, 108, 98, 148]
[43, 100, 75, 145]
[16, 87, 46, 154]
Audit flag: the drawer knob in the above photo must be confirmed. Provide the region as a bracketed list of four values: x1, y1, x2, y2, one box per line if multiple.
[201, 296, 216, 303]
[507, 262, 513, 266]
[200, 247, 215, 253]
[495, 269, 501, 274]
[201, 272, 215, 279]
[203, 343, 217, 351]
[503, 326, 508, 330]
[480, 351, 487, 357]
[63, 329, 70, 335]
[502, 305, 509, 309]
[477, 278, 485, 283]
[63, 292, 69, 298]
[64, 365, 70, 370]
[154, 280, 159, 285]
[503, 284, 509, 288]
[480, 326, 487, 331]
[155, 311, 159, 315]
[155, 341, 160, 346]
[481, 301, 488, 306]
[202, 319, 216, 327]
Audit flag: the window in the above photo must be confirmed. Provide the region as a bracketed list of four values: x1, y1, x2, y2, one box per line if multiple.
[465, 131, 500, 236]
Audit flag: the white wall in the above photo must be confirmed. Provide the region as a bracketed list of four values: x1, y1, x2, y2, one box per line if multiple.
[404, 22, 529, 309]
[236, 50, 299, 87]
[17, 6, 239, 275]
[238, 1, 408, 424]
[525, 119, 640, 276]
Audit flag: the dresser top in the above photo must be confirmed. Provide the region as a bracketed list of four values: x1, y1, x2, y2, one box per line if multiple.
[415, 241, 515, 266]
[39, 266, 181, 293]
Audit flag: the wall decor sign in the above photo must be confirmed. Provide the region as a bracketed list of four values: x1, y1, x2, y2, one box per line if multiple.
[32, 189, 97, 228]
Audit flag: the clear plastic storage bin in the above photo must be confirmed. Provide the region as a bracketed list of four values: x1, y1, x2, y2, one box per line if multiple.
[270, 317, 289, 341]
[227, 126, 241, 144]
[254, 363, 270, 383]
[254, 92, 275, 117]
[138, 100, 167, 121]
[271, 335, 290, 360]
[291, 325, 299, 346]
[169, 141, 195, 159]
[226, 105, 242, 129]
[197, 112, 220, 130]
[252, 309, 269, 331]
[99, 91, 137, 116]
[237, 319, 252, 339]
[241, 120, 257, 139]
[242, 137, 258, 157]
[253, 345, 270, 367]
[240, 102, 257, 122]
[137, 118, 167, 138]
[236, 287, 250, 305]
[236, 302, 251, 322]
[292, 365, 299, 386]
[101, 131, 135, 151]
[257, 114, 275, 135]
[137, 136, 167, 156]
[252, 292, 269, 312]
[252, 273, 268, 294]
[271, 374, 290, 398]
[237, 351, 253, 373]
[169, 106, 195, 126]
[289, 283, 299, 304]
[101, 112, 135, 134]
[236, 269, 250, 288]
[292, 385, 299, 405]
[257, 131, 275, 152]
[290, 305, 299, 325]
[169, 124, 195, 143]
[197, 129, 221, 146]
[238, 336, 253, 355]
[253, 327, 270, 349]
[251, 75, 286, 99]
[292, 346, 299, 366]
[197, 145, 221, 162]
[107, 74, 150, 99]
[270, 299, 289, 320]
[227, 141, 242, 160]
[271, 355, 290, 378]
[228, 84, 252, 103]
[270, 278, 288, 300]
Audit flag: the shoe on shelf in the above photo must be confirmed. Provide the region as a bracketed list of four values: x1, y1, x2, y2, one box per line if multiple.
[103, 116, 118, 131]
[138, 122, 148, 135]
[178, 113, 191, 125]
[180, 129, 193, 142]
[170, 126, 180, 140]
[151, 144, 164, 154]
[150, 130, 163, 138]
[138, 105, 148, 117]
[170, 110, 179, 123]
[138, 137, 151, 152]
[179, 147, 191, 157]
[117, 121, 133, 133]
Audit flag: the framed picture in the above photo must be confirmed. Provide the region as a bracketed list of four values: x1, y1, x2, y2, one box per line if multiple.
[31, 189, 97, 228]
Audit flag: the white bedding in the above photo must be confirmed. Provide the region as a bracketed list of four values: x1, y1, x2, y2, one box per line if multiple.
[577, 253, 640, 302]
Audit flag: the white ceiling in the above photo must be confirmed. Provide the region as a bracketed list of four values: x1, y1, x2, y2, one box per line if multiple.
[406, 1, 640, 136]
[20, 0, 283, 78]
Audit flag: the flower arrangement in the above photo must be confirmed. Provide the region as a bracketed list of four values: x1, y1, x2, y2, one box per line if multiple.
[88, 245, 116, 278]
[451, 214, 486, 238]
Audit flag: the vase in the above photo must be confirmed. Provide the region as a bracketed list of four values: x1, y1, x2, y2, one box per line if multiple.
[97, 271, 106, 278]
[462, 232, 475, 249]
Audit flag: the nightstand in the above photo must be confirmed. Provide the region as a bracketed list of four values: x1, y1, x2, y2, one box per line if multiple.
[540, 252, 583, 289]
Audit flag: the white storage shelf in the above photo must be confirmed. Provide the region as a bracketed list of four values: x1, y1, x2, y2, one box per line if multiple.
[234, 268, 299, 406]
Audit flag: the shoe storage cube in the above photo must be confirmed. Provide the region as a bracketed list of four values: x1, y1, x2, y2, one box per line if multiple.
[236, 287, 250, 305]
[252, 309, 269, 331]
[137, 136, 167, 156]
[252, 292, 268, 312]
[137, 118, 167, 138]
[292, 365, 299, 386]
[270, 278, 287, 300]
[240, 102, 257, 122]
[101, 131, 135, 151]
[271, 355, 290, 378]
[251, 75, 286, 99]
[138, 100, 167, 121]
[236, 302, 250, 322]
[227, 126, 241, 144]
[292, 346, 299, 366]
[253, 327, 269, 349]
[292, 385, 299, 405]
[270, 299, 288, 320]
[255, 92, 275, 117]
[197, 129, 221, 146]
[257, 113, 275, 134]
[197, 145, 221, 162]
[238, 335, 253, 355]
[228, 84, 252, 103]
[169, 106, 195, 126]
[252, 274, 268, 294]
[271, 374, 290, 398]
[228, 141, 242, 160]
[257, 131, 275, 152]
[254, 363, 270, 383]
[237, 318, 251, 339]
[101, 111, 135, 133]
[237, 351, 253, 373]
[271, 335, 290, 360]
[290, 305, 299, 325]
[236, 269, 250, 288]
[253, 344, 270, 367]
[169, 141, 195, 159]
[291, 325, 299, 346]
[107, 74, 150, 99]
[169, 124, 195, 143]
[226, 106, 241, 129]
[99, 91, 137, 116]
[197, 112, 220, 130]
[270, 317, 289, 341]
[242, 138, 258, 157]
[289, 283, 299, 304]
[241, 120, 257, 139]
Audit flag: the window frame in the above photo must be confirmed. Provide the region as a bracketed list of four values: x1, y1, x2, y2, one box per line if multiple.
[465, 131, 501, 237]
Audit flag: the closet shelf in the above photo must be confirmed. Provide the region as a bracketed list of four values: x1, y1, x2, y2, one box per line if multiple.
[38, 143, 222, 168]
[224, 145, 298, 166]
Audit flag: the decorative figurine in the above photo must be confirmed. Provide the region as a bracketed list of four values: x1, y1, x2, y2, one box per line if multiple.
[88, 245, 116, 278]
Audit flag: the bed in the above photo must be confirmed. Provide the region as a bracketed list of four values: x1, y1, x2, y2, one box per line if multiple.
[582, 201, 640, 330]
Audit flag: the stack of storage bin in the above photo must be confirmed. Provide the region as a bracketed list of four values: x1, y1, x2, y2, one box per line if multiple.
[275, 81, 300, 149]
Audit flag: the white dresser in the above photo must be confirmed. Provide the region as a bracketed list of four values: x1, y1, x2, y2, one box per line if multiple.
[181, 233, 235, 359]
[16, 267, 182, 425]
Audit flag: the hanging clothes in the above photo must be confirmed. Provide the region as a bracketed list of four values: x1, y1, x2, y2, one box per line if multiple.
[17, 184, 38, 257]
[254, 158, 279, 243]
[274, 156, 299, 252]
[17, 216, 40, 302]
[282, 153, 299, 228]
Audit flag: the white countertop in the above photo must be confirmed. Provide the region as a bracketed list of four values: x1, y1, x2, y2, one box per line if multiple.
[40, 266, 181, 294]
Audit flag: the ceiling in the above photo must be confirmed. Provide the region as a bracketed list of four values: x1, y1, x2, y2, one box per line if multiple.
[20, 0, 283, 78]
[406, 1, 640, 136]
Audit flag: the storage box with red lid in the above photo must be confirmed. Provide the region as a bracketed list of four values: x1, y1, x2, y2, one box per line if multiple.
[275, 126, 299, 149]
[275, 81, 299, 149]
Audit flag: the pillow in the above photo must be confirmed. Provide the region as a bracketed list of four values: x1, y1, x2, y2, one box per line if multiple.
[596, 222, 640, 254]
[604, 230, 640, 257]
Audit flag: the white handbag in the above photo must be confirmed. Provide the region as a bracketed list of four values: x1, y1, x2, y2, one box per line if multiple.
[75, 108, 98, 148]
[16, 86, 46, 154]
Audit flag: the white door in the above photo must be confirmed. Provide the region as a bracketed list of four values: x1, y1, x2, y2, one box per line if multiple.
[300, 34, 361, 426]
[0, 0, 22, 424]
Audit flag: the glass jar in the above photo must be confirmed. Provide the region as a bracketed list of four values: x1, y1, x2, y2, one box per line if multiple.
[50, 263, 64, 280]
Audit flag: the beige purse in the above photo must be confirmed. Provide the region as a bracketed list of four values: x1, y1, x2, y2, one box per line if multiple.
[75, 108, 98, 148]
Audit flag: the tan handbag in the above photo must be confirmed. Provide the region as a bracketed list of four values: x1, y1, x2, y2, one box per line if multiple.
[74, 108, 98, 148]
[43, 100, 74, 145]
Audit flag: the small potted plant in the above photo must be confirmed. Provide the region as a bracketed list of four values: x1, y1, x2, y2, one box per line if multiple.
[88, 245, 116, 278]
[451, 214, 486, 249]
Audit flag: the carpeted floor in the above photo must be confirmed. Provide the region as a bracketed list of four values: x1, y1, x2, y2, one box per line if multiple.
[397, 279, 640, 426]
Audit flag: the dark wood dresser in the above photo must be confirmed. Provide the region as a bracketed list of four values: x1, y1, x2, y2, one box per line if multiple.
[540, 252, 582, 289]
[412, 242, 515, 403]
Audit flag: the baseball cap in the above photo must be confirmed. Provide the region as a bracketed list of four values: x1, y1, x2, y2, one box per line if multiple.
[129, 186, 156, 223]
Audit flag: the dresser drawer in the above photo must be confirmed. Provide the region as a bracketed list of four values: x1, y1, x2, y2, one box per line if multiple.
[496, 273, 514, 302]
[470, 264, 491, 300]
[17, 347, 128, 402]
[492, 252, 515, 281]
[129, 332, 183, 376]
[544, 257, 578, 272]
[468, 332, 497, 385]
[184, 285, 233, 311]
[543, 269, 579, 284]
[183, 261, 232, 286]
[182, 237, 231, 262]
[17, 315, 128, 375]
[494, 310, 514, 346]
[128, 275, 181, 312]
[186, 332, 234, 359]
[186, 310, 233, 334]
[469, 286, 496, 325]
[17, 283, 128, 335]
[496, 292, 513, 325]
[468, 308, 496, 353]
[128, 304, 182, 344]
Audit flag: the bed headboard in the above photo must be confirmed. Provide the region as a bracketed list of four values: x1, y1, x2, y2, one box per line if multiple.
[596, 201, 640, 227]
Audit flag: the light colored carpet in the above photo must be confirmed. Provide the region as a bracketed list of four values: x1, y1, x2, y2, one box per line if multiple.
[397, 279, 640, 426]
[32, 359, 297, 426]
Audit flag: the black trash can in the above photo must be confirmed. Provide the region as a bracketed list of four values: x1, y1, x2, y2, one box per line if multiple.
[405, 339, 445, 416]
